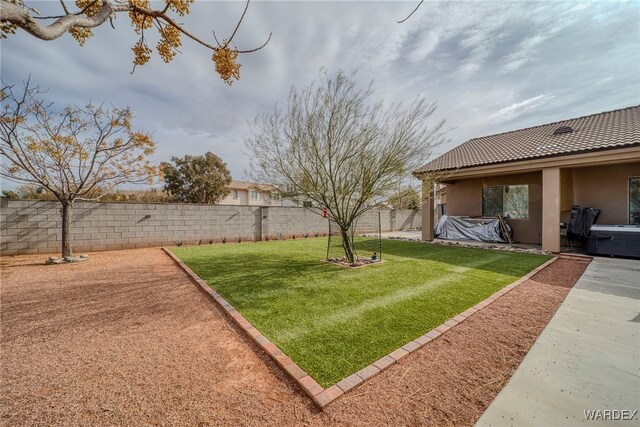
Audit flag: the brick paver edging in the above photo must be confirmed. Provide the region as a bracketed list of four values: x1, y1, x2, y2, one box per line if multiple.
[162, 247, 561, 409]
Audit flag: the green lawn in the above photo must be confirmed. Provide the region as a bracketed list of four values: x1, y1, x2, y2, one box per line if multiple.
[171, 238, 549, 387]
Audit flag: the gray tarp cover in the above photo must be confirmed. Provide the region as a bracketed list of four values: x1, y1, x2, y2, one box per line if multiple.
[434, 215, 508, 243]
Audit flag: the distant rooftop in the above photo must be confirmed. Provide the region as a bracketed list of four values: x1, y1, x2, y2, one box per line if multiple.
[415, 105, 640, 173]
[228, 180, 278, 191]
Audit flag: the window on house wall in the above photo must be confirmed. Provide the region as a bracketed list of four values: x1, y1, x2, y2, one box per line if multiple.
[250, 189, 258, 200]
[233, 190, 238, 199]
[482, 185, 529, 219]
[272, 192, 281, 201]
[482, 186, 503, 217]
[630, 177, 640, 225]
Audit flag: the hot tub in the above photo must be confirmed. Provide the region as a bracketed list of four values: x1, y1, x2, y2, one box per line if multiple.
[586, 225, 640, 258]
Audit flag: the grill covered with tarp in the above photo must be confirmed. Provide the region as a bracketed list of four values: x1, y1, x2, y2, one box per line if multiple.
[434, 215, 511, 243]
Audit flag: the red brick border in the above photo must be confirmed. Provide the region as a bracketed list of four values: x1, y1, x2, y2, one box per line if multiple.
[163, 247, 562, 409]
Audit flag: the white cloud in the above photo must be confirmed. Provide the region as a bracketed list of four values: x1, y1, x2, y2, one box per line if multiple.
[492, 94, 555, 121]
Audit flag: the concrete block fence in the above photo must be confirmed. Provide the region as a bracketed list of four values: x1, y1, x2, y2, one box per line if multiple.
[0, 199, 422, 256]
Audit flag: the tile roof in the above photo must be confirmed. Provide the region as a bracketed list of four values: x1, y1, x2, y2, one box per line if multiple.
[415, 105, 640, 173]
[228, 180, 278, 191]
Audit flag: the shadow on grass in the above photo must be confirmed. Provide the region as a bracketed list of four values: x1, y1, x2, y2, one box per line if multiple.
[375, 239, 550, 275]
[177, 250, 344, 297]
[173, 239, 549, 298]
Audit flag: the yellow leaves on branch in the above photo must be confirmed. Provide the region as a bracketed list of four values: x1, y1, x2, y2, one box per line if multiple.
[25, 140, 40, 153]
[61, 0, 244, 84]
[69, 27, 93, 46]
[145, 165, 159, 184]
[75, 0, 100, 17]
[212, 43, 241, 85]
[132, 41, 152, 66]
[157, 25, 181, 63]
[2, 83, 159, 188]
[129, 0, 152, 34]
[166, 0, 194, 16]
[68, 0, 101, 45]
[0, 115, 25, 126]
[75, 0, 103, 17]
[128, 1, 188, 67]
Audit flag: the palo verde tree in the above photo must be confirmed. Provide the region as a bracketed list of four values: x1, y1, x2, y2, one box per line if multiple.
[160, 151, 232, 204]
[0, 78, 157, 259]
[0, 0, 270, 85]
[246, 70, 446, 263]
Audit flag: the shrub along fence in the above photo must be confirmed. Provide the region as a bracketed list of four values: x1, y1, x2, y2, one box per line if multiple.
[0, 199, 422, 256]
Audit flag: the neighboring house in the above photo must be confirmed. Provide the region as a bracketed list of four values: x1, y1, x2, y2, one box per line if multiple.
[414, 106, 640, 252]
[219, 180, 283, 206]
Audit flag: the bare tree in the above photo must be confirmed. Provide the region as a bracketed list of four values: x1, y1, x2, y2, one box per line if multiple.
[0, 0, 270, 85]
[1, 78, 157, 259]
[246, 71, 446, 263]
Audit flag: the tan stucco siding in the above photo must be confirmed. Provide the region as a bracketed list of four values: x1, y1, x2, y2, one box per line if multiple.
[444, 172, 543, 244]
[445, 178, 483, 217]
[219, 189, 249, 205]
[571, 163, 640, 225]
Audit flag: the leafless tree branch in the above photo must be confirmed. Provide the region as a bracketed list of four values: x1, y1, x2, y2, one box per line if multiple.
[246, 70, 448, 262]
[397, 0, 424, 24]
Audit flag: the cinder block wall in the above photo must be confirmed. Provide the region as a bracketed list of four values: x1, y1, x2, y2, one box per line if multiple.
[354, 209, 393, 233]
[394, 210, 421, 230]
[0, 199, 422, 256]
[262, 206, 329, 238]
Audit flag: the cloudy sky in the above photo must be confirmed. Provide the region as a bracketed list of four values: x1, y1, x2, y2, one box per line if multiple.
[2, 0, 639, 186]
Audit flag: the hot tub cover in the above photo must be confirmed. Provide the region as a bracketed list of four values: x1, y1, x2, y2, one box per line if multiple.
[434, 215, 511, 243]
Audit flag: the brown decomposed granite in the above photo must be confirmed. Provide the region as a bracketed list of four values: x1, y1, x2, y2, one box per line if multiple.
[1, 249, 588, 426]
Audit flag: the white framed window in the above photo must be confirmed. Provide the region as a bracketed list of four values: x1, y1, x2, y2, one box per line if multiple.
[232, 190, 239, 199]
[272, 192, 281, 201]
[630, 177, 640, 225]
[249, 189, 258, 200]
[482, 185, 529, 219]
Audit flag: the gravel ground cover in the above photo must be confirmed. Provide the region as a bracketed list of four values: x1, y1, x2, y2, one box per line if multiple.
[0, 248, 587, 426]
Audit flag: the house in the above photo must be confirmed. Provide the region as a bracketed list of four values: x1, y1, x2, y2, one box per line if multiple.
[219, 180, 283, 206]
[414, 106, 640, 252]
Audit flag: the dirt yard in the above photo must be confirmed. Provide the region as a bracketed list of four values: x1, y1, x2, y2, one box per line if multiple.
[0, 248, 588, 426]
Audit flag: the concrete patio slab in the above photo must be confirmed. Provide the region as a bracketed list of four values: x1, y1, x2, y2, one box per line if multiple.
[476, 257, 640, 427]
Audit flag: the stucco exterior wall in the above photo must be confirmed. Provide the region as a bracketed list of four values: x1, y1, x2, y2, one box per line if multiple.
[443, 172, 543, 244]
[571, 162, 640, 225]
[444, 178, 483, 217]
[439, 162, 640, 245]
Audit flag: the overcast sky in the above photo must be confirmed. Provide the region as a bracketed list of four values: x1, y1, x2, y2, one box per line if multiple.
[2, 0, 639, 186]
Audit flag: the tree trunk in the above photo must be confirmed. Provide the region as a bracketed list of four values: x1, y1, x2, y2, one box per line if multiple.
[340, 227, 355, 264]
[61, 201, 73, 258]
